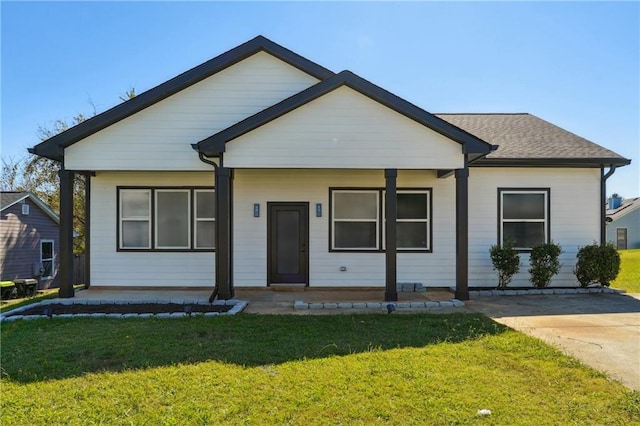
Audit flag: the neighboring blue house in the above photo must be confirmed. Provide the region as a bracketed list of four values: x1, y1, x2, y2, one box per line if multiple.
[606, 196, 640, 249]
[0, 192, 61, 288]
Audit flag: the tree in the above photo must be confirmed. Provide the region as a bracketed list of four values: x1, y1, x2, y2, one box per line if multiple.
[3, 91, 136, 254]
[1, 157, 23, 192]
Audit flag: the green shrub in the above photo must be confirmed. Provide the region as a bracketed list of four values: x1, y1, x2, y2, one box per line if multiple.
[489, 241, 520, 288]
[574, 243, 621, 287]
[529, 242, 562, 288]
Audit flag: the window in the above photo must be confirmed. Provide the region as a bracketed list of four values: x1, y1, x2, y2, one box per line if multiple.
[120, 189, 151, 249]
[616, 228, 627, 250]
[155, 190, 190, 249]
[332, 190, 380, 249]
[397, 192, 430, 250]
[40, 240, 54, 278]
[499, 189, 549, 250]
[118, 187, 215, 251]
[195, 190, 215, 249]
[330, 188, 431, 251]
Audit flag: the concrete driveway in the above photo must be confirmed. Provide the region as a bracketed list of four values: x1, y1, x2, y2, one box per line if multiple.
[465, 293, 640, 391]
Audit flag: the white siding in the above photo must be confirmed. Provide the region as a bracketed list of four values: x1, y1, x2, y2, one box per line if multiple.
[65, 52, 319, 171]
[233, 169, 456, 287]
[225, 87, 463, 169]
[90, 172, 215, 287]
[89, 168, 601, 289]
[468, 168, 601, 287]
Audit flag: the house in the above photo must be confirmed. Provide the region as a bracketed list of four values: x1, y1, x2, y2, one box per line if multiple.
[1, 192, 61, 288]
[28, 36, 631, 301]
[606, 196, 640, 249]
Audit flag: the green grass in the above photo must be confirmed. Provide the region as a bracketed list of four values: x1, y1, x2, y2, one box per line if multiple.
[0, 289, 59, 313]
[613, 249, 640, 293]
[0, 285, 85, 313]
[2, 314, 637, 425]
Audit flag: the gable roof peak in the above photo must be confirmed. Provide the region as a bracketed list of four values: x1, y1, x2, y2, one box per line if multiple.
[1, 191, 61, 224]
[29, 35, 334, 162]
[195, 68, 495, 157]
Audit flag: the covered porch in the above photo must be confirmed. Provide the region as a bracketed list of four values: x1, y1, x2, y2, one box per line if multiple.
[73, 286, 458, 314]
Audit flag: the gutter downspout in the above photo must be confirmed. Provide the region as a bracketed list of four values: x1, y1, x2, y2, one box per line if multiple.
[601, 165, 617, 245]
[198, 152, 220, 302]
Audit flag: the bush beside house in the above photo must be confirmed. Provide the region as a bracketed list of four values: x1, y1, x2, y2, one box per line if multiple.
[574, 243, 621, 287]
[489, 242, 520, 289]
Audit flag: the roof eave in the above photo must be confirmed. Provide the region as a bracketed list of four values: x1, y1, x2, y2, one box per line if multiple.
[196, 70, 495, 156]
[473, 157, 632, 168]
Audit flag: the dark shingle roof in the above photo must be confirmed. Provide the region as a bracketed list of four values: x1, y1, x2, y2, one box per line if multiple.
[436, 113, 630, 166]
[606, 197, 640, 221]
[1, 191, 60, 224]
[0, 192, 29, 210]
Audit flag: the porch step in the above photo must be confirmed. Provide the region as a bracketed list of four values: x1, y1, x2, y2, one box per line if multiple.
[270, 284, 307, 292]
[397, 282, 426, 293]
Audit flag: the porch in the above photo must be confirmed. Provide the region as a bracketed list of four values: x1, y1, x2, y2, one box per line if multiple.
[75, 287, 457, 314]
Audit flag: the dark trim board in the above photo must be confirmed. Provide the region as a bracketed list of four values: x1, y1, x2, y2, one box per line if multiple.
[58, 169, 75, 298]
[474, 158, 631, 168]
[84, 173, 91, 288]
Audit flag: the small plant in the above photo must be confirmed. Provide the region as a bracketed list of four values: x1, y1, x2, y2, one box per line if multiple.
[489, 241, 520, 289]
[529, 242, 562, 288]
[574, 243, 621, 287]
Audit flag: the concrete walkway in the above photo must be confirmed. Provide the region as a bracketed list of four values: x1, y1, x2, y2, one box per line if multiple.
[465, 293, 640, 391]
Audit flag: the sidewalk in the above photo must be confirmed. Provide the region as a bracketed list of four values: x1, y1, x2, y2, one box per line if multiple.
[465, 292, 640, 391]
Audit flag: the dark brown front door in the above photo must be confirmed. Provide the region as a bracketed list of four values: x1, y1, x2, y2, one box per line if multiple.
[268, 203, 309, 285]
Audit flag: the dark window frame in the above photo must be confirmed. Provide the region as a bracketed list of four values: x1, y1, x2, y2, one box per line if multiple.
[616, 228, 627, 250]
[328, 187, 433, 253]
[497, 187, 550, 252]
[117, 186, 215, 252]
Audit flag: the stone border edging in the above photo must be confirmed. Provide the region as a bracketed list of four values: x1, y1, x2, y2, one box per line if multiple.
[0, 298, 247, 322]
[468, 287, 623, 298]
[294, 299, 465, 310]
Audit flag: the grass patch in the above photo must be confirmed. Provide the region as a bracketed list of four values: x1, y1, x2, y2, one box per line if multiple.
[0, 289, 59, 313]
[613, 249, 640, 293]
[0, 285, 85, 313]
[2, 314, 637, 425]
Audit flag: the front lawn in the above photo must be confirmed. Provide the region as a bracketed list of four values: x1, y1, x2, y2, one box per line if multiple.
[613, 249, 640, 293]
[0, 288, 59, 313]
[2, 314, 637, 425]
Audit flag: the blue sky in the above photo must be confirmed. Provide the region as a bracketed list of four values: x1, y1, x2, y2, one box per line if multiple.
[2, 1, 638, 197]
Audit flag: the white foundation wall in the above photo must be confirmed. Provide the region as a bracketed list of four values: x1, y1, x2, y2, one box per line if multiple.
[90, 172, 216, 287]
[65, 52, 319, 171]
[468, 167, 601, 287]
[233, 169, 457, 287]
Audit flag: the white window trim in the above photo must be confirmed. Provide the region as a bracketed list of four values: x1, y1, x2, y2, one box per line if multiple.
[40, 240, 55, 279]
[499, 189, 549, 250]
[331, 189, 380, 250]
[154, 189, 192, 250]
[194, 189, 216, 249]
[119, 189, 152, 250]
